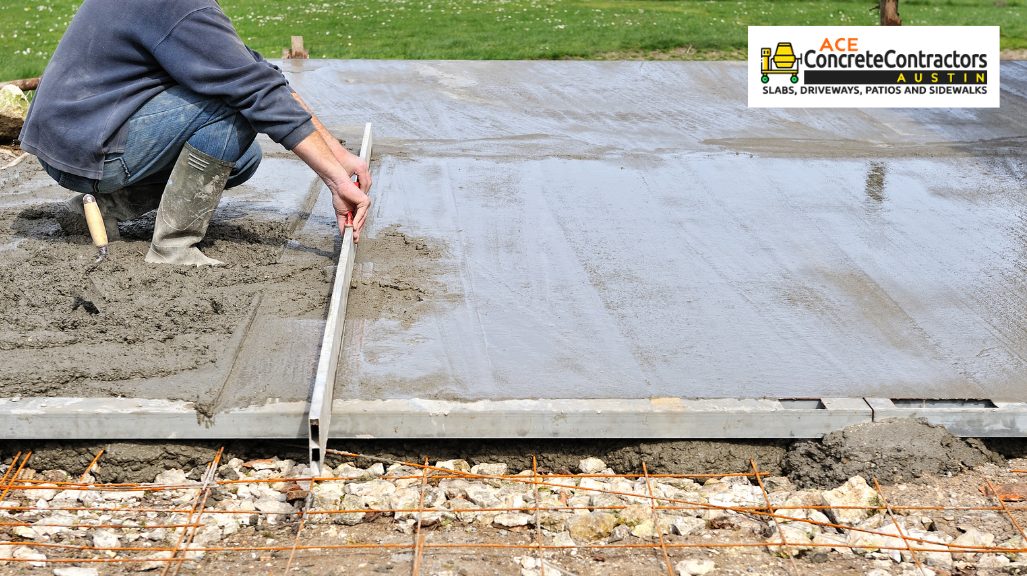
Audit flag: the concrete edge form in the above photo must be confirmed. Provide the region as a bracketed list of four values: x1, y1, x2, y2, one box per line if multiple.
[0, 396, 865, 439]
[0, 397, 309, 439]
[4, 396, 1025, 440]
[865, 397, 1027, 437]
[308, 122, 374, 474]
[326, 397, 874, 439]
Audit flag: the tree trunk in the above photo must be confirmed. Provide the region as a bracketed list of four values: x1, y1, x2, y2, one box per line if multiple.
[880, 0, 901, 26]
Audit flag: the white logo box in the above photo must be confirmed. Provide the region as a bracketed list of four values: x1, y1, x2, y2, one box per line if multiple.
[748, 26, 1000, 108]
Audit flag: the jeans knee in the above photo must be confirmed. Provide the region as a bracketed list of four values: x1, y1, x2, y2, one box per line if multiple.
[226, 141, 262, 189]
[229, 115, 258, 159]
[39, 158, 97, 194]
[188, 111, 258, 164]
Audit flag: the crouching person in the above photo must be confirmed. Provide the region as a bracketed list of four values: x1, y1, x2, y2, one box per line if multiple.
[20, 0, 371, 266]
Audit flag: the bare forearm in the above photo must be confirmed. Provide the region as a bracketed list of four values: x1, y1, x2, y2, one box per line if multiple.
[292, 92, 349, 158]
[288, 91, 373, 195]
[291, 130, 348, 188]
[291, 129, 371, 241]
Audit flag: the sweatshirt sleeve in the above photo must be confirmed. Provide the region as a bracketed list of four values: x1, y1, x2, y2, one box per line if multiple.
[247, 45, 283, 74]
[151, 7, 315, 150]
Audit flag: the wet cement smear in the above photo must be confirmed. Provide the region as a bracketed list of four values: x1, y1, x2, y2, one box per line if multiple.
[864, 162, 886, 203]
[0, 203, 332, 397]
[347, 225, 447, 327]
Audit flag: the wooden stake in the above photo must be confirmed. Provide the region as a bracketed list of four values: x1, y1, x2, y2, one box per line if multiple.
[284, 36, 309, 59]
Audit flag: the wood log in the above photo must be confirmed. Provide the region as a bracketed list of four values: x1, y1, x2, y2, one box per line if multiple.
[0, 77, 40, 92]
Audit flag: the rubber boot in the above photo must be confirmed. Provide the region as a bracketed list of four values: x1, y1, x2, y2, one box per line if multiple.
[56, 195, 120, 240]
[57, 186, 165, 241]
[102, 184, 164, 222]
[145, 144, 232, 266]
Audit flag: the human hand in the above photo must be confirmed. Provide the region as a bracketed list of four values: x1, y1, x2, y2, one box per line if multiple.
[336, 148, 372, 193]
[329, 178, 371, 242]
[290, 130, 372, 242]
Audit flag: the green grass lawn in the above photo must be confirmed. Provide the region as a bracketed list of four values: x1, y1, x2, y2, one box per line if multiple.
[1, 0, 1024, 81]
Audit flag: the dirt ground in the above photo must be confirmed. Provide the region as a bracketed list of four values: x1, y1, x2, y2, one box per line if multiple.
[3, 420, 1022, 489]
[0, 450, 1024, 576]
[196, 457, 1027, 576]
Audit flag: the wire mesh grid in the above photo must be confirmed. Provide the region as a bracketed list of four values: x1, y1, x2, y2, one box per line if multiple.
[0, 448, 1025, 575]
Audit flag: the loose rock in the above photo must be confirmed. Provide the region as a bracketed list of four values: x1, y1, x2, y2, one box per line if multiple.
[254, 499, 295, 523]
[436, 459, 471, 473]
[977, 554, 1010, 568]
[330, 463, 361, 479]
[950, 527, 994, 560]
[578, 458, 607, 474]
[54, 568, 100, 576]
[153, 469, 189, 485]
[568, 512, 617, 541]
[675, 558, 715, 576]
[12, 526, 37, 539]
[12, 546, 47, 567]
[617, 504, 650, 527]
[0, 85, 28, 143]
[630, 518, 669, 539]
[821, 476, 879, 524]
[471, 463, 508, 476]
[670, 516, 705, 537]
[494, 512, 533, 528]
[136, 550, 174, 571]
[465, 484, 501, 508]
[92, 529, 120, 550]
[765, 524, 814, 557]
[517, 555, 564, 576]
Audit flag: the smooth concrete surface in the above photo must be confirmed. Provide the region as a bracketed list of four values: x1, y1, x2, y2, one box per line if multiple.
[4, 61, 1027, 436]
[280, 60, 1027, 402]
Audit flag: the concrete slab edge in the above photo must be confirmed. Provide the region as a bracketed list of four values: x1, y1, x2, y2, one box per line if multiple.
[865, 397, 1027, 437]
[1, 396, 1024, 439]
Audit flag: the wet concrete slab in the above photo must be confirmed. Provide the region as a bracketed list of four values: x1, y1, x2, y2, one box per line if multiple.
[276, 60, 1027, 402]
[3, 60, 1027, 421]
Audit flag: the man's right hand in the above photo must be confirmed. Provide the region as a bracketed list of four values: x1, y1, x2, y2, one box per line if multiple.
[329, 178, 370, 241]
[289, 91, 373, 239]
[337, 149, 372, 194]
[292, 130, 372, 242]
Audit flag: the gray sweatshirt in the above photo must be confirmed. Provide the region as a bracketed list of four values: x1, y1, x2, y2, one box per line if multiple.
[20, 0, 315, 179]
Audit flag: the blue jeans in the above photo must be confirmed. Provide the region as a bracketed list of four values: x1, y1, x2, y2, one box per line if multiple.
[40, 85, 261, 196]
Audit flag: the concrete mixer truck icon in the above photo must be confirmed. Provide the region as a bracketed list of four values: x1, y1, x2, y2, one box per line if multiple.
[760, 42, 800, 84]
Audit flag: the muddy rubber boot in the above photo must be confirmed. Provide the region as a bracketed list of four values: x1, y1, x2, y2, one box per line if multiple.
[56, 194, 120, 240]
[57, 187, 164, 241]
[145, 144, 232, 266]
[101, 185, 164, 222]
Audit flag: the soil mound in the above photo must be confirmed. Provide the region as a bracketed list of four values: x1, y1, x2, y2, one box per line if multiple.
[783, 418, 1003, 488]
